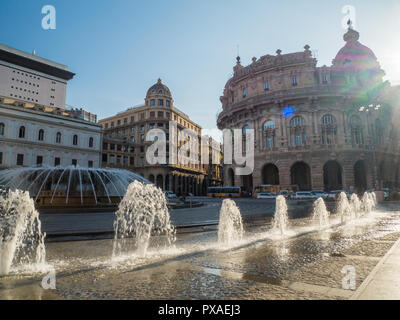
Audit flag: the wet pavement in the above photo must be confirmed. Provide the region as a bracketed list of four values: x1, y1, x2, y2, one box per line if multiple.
[1, 206, 400, 300]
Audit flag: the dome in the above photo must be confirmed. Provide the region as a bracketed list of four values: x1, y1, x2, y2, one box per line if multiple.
[146, 78, 172, 98]
[332, 27, 380, 72]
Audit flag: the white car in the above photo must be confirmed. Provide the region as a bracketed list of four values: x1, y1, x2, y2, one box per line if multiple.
[311, 190, 328, 199]
[294, 191, 314, 200]
[257, 193, 277, 199]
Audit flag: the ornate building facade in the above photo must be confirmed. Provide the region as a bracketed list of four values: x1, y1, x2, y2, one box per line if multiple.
[99, 79, 218, 196]
[217, 26, 400, 193]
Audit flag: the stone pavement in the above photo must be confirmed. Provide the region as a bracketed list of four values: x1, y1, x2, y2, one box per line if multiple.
[351, 237, 400, 300]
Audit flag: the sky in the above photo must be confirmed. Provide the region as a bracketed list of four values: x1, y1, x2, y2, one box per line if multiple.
[1, 0, 399, 140]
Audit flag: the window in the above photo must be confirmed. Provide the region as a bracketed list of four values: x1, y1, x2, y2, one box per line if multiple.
[321, 114, 337, 145]
[36, 155, 43, 166]
[149, 123, 155, 129]
[38, 129, 44, 141]
[158, 99, 164, 106]
[73, 135, 78, 146]
[242, 89, 247, 98]
[292, 76, 298, 86]
[89, 137, 94, 148]
[264, 81, 270, 91]
[350, 115, 364, 146]
[56, 132, 62, 143]
[263, 120, 276, 149]
[17, 154, 24, 166]
[166, 100, 170, 107]
[19, 126, 25, 138]
[242, 124, 251, 135]
[263, 120, 275, 130]
[158, 111, 163, 118]
[322, 74, 328, 84]
[88, 160, 93, 168]
[130, 116, 135, 123]
[290, 116, 306, 146]
[72, 159, 77, 166]
[0, 123, 4, 136]
[54, 157, 61, 166]
[150, 111, 155, 118]
[109, 155, 115, 164]
[140, 125, 145, 131]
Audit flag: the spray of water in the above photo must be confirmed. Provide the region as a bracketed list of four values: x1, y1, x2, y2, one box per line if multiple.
[112, 181, 176, 258]
[361, 192, 374, 215]
[312, 198, 330, 228]
[273, 196, 289, 235]
[350, 194, 362, 218]
[217, 199, 244, 246]
[336, 192, 353, 223]
[0, 189, 46, 276]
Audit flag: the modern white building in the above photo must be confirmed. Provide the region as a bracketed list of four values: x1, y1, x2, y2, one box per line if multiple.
[0, 44, 102, 169]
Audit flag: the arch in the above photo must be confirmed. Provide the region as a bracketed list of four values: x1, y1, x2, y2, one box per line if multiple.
[38, 129, 44, 141]
[263, 120, 275, 130]
[156, 174, 163, 190]
[262, 163, 280, 185]
[354, 160, 367, 193]
[242, 124, 251, 134]
[227, 168, 235, 186]
[323, 160, 343, 191]
[321, 114, 336, 125]
[19, 126, 25, 138]
[290, 116, 305, 127]
[0, 122, 5, 136]
[148, 174, 155, 183]
[290, 161, 311, 191]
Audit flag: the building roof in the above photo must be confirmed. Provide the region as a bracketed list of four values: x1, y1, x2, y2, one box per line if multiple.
[0, 43, 75, 80]
[146, 78, 172, 98]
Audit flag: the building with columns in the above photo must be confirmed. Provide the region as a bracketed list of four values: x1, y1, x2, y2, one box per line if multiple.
[99, 79, 213, 195]
[217, 26, 400, 194]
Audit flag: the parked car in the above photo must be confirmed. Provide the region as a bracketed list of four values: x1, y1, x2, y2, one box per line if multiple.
[164, 191, 182, 205]
[311, 190, 328, 199]
[279, 190, 293, 199]
[256, 193, 277, 199]
[293, 191, 314, 200]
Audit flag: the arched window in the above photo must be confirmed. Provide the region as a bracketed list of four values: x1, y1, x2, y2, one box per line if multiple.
[321, 114, 337, 145]
[0, 123, 4, 136]
[263, 120, 276, 149]
[38, 129, 44, 141]
[289, 116, 306, 146]
[73, 134, 78, 146]
[19, 126, 25, 138]
[56, 132, 62, 144]
[89, 137, 94, 148]
[350, 115, 364, 146]
[242, 124, 251, 135]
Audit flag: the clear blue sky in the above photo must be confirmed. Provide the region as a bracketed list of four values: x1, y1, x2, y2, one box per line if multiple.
[1, 0, 399, 136]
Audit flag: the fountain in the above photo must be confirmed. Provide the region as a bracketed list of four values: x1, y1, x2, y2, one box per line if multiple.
[0, 166, 148, 212]
[361, 192, 374, 215]
[273, 195, 289, 235]
[0, 189, 45, 276]
[113, 180, 175, 257]
[336, 192, 353, 223]
[217, 199, 244, 246]
[350, 194, 362, 218]
[312, 198, 330, 228]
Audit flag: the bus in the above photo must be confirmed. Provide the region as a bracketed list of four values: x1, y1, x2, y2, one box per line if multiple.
[207, 186, 241, 198]
[253, 185, 298, 198]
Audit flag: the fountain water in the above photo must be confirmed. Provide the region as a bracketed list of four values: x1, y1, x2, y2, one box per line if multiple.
[217, 199, 244, 246]
[273, 195, 289, 235]
[336, 192, 353, 223]
[350, 194, 362, 218]
[112, 181, 175, 257]
[361, 192, 374, 215]
[312, 198, 330, 228]
[0, 189, 45, 276]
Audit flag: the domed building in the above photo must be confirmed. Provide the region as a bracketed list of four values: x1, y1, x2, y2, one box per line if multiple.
[99, 79, 221, 196]
[217, 26, 400, 194]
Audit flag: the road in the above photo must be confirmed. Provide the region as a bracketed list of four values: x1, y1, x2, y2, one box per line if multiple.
[39, 197, 316, 236]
